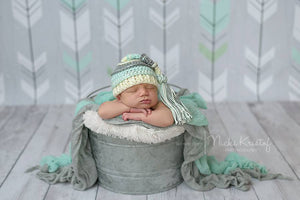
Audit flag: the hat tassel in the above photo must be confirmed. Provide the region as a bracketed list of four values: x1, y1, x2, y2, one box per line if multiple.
[153, 64, 192, 125]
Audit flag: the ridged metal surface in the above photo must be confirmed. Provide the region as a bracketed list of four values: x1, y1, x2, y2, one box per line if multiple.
[89, 130, 185, 195]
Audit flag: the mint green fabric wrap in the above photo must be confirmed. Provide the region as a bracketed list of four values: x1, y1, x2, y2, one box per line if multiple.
[179, 92, 208, 127]
[195, 152, 267, 175]
[40, 151, 72, 173]
[33, 88, 289, 192]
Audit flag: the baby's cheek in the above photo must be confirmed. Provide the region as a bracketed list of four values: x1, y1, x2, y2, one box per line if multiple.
[125, 97, 138, 107]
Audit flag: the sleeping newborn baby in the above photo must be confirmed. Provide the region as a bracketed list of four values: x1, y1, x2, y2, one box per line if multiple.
[98, 53, 192, 127]
[98, 83, 174, 127]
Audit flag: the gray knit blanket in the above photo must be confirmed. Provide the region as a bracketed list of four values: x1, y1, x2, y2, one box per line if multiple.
[32, 94, 288, 191]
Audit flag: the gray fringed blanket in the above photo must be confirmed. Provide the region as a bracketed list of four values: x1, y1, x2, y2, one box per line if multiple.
[31, 89, 289, 191]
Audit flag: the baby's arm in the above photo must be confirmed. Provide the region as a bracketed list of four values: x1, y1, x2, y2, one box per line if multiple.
[122, 102, 174, 127]
[98, 99, 130, 119]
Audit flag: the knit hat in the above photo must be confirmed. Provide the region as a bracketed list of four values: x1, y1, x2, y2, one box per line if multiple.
[111, 53, 192, 125]
[111, 54, 159, 97]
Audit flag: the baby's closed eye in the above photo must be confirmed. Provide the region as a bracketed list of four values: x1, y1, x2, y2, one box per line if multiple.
[126, 88, 137, 93]
[146, 85, 155, 89]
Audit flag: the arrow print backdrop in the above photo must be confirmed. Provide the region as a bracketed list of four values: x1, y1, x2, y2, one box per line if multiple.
[0, 0, 299, 105]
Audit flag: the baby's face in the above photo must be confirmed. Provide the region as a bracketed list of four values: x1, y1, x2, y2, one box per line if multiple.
[118, 83, 158, 109]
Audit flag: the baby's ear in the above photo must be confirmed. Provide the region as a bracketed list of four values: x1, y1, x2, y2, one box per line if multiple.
[116, 95, 121, 100]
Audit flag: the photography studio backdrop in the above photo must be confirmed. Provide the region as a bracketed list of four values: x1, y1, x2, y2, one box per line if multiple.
[0, 0, 299, 105]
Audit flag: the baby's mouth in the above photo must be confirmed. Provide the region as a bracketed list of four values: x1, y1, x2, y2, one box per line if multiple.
[140, 99, 151, 104]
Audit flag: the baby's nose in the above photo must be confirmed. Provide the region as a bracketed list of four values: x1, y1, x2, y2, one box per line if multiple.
[139, 87, 149, 95]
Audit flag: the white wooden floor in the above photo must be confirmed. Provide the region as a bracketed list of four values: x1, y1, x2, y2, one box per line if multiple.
[0, 102, 300, 200]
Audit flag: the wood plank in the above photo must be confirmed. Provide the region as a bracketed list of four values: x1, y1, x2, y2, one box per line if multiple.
[215, 102, 299, 200]
[279, 101, 300, 126]
[0, 106, 17, 130]
[96, 186, 146, 200]
[202, 103, 259, 200]
[45, 183, 98, 200]
[2, 102, 297, 199]
[44, 104, 98, 200]
[0, 105, 48, 186]
[174, 183, 205, 200]
[203, 103, 231, 160]
[147, 183, 205, 200]
[249, 102, 300, 178]
[0, 105, 74, 200]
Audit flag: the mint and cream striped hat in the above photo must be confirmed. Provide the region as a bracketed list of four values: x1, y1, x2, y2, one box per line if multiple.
[111, 53, 192, 125]
[111, 54, 159, 97]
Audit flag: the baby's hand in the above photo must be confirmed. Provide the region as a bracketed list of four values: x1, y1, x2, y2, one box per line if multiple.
[122, 112, 145, 121]
[129, 108, 152, 116]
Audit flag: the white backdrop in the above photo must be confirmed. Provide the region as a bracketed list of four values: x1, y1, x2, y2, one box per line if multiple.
[0, 0, 299, 105]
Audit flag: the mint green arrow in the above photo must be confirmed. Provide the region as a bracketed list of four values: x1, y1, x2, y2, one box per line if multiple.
[61, 0, 86, 11]
[107, 66, 113, 76]
[199, 42, 228, 62]
[63, 52, 92, 71]
[200, 0, 230, 34]
[292, 47, 300, 65]
[105, 0, 131, 10]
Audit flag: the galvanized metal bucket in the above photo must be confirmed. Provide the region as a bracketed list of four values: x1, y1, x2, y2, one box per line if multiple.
[89, 130, 185, 195]
[87, 84, 185, 195]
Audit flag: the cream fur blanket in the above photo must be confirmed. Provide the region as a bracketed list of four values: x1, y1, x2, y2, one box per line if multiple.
[83, 110, 185, 144]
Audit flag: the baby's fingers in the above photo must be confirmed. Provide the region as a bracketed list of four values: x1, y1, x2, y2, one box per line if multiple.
[122, 113, 128, 121]
[142, 108, 150, 116]
[146, 109, 152, 115]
